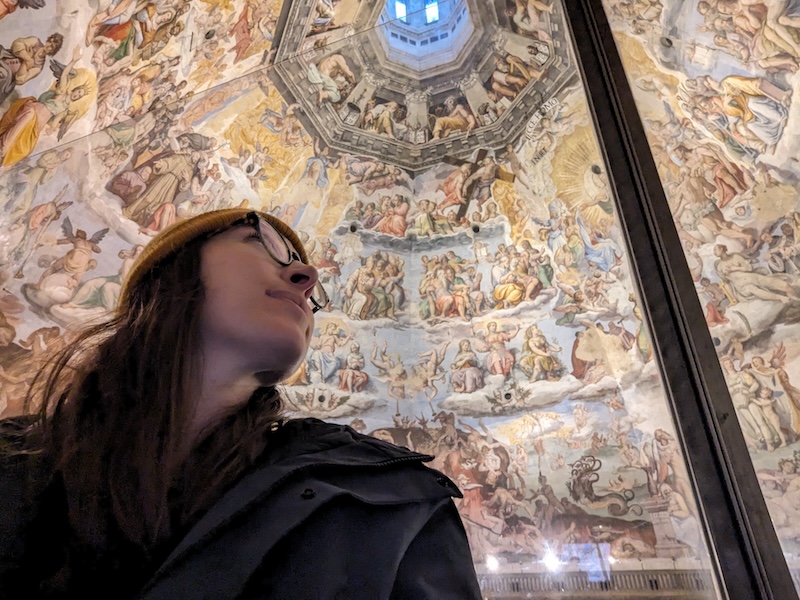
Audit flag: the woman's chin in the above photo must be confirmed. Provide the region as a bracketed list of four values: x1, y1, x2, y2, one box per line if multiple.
[257, 358, 304, 386]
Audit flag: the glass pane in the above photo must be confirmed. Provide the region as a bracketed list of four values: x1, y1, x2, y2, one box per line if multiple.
[599, 0, 800, 591]
[396, 0, 408, 23]
[426, 1, 439, 24]
[0, 0, 723, 596]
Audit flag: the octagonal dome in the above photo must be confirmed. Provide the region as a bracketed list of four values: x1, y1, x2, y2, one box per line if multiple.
[377, 0, 475, 72]
[269, 0, 576, 172]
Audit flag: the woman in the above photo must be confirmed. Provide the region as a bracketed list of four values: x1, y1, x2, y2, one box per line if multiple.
[519, 324, 562, 382]
[0, 208, 480, 598]
[449, 339, 485, 393]
[483, 321, 519, 377]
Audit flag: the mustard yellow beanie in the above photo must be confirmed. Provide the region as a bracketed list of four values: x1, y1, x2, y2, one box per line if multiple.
[118, 208, 307, 312]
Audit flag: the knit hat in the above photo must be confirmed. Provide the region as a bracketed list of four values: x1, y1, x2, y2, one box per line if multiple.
[118, 208, 307, 313]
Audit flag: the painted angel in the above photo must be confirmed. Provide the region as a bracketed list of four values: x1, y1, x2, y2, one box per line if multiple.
[0, 48, 95, 167]
[35, 216, 109, 286]
[260, 101, 299, 133]
[290, 388, 350, 413]
[44, 51, 98, 141]
[0, 0, 46, 21]
[238, 142, 272, 191]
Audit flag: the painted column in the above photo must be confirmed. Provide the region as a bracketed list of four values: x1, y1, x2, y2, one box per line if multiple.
[640, 496, 689, 559]
[404, 88, 432, 144]
[459, 70, 485, 111]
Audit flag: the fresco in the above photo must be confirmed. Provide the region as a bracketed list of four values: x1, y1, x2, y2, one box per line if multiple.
[600, 0, 800, 571]
[0, 0, 740, 593]
[302, 0, 368, 50]
[268, 0, 566, 165]
[503, 0, 555, 41]
[0, 0, 285, 166]
[357, 96, 410, 140]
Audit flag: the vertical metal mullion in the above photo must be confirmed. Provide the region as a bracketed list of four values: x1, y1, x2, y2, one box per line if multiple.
[560, 0, 799, 598]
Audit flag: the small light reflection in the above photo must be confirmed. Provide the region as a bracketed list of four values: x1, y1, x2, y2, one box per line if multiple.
[542, 548, 561, 572]
[486, 555, 500, 572]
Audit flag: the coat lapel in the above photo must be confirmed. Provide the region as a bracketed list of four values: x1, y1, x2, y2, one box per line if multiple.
[142, 421, 431, 594]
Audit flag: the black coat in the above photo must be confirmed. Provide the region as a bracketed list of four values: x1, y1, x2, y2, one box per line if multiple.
[1, 418, 482, 599]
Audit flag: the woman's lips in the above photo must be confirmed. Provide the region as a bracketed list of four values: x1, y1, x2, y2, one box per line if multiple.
[268, 292, 308, 317]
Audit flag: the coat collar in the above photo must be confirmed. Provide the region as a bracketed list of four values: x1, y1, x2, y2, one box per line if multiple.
[148, 419, 432, 582]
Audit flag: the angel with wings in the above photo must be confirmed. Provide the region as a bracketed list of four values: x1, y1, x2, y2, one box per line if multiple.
[40, 48, 98, 140]
[228, 142, 272, 191]
[290, 388, 350, 414]
[0, 47, 96, 167]
[0, 0, 46, 21]
[749, 343, 800, 438]
[35, 216, 109, 287]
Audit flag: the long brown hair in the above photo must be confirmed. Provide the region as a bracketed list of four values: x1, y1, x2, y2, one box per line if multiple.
[22, 234, 284, 563]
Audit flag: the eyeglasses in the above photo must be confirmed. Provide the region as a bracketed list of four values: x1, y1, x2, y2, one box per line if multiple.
[233, 212, 329, 313]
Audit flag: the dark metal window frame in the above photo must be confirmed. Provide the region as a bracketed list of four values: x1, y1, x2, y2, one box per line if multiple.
[562, 0, 799, 598]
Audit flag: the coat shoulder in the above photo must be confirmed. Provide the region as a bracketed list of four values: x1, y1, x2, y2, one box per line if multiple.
[276, 417, 463, 499]
[280, 417, 432, 460]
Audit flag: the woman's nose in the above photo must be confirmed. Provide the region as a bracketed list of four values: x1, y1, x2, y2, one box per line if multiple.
[288, 262, 319, 299]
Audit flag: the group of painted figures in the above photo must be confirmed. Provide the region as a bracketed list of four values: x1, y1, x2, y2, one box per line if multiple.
[3, 0, 800, 567]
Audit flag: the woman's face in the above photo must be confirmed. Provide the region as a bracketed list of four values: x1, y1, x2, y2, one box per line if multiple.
[198, 224, 319, 383]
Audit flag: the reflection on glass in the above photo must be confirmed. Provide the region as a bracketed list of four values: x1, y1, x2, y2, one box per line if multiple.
[396, 0, 408, 23]
[425, 0, 440, 24]
[0, 0, 726, 596]
[600, 0, 800, 592]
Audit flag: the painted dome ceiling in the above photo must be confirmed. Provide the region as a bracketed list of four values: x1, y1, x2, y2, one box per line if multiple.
[269, 0, 575, 172]
[2, 0, 800, 585]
